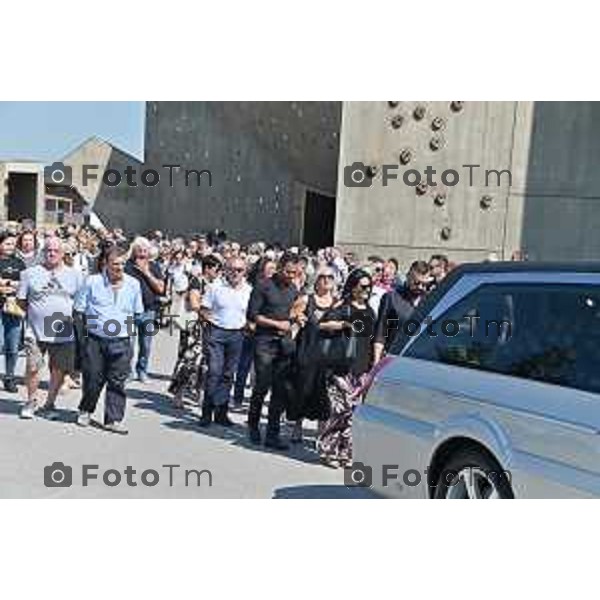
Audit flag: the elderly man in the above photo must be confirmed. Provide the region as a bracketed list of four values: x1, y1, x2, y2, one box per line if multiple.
[75, 245, 143, 434]
[17, 236, 84, 419]
[199, 257, 252, 427]
[125, 237, 165, 382]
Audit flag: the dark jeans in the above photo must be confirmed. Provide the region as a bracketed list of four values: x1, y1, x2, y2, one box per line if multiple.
[135, 310, 157, 376]
[203, 325, 244, 408]
[0, 313, 22, 379]
[79, 335, 133, 424]
[248, 336, 295, 439]
[233, 333, 255, 404]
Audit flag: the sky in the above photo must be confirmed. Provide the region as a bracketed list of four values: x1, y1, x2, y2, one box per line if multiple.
[0, 102, 145, 163]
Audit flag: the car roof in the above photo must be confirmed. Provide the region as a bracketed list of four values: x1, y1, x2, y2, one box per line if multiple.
[450, 261, 600, 276]
[388, 260, 600, 355]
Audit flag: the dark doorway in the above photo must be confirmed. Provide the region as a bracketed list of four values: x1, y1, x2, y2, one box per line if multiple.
[302, 191, 336, 250]
[7, 173, 38, 222]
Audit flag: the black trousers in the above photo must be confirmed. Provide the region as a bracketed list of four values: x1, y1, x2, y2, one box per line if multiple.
[248, 336, 295, 439]
[79, 335, 132, 424]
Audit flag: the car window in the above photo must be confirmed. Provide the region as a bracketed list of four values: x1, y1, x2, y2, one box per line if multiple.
[404, 283, 600, 394]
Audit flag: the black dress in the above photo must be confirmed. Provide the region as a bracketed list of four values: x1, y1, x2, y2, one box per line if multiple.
[288, 295, 334, 422]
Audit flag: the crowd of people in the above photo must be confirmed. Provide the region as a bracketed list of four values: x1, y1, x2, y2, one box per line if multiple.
[0, 220, 524, 466]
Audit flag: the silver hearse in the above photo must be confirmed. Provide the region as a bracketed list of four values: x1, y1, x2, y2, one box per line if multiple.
[353, 262, 600, 498]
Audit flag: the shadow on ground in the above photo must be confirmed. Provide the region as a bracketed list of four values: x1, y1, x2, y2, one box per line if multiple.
[273, 484, 379, 499]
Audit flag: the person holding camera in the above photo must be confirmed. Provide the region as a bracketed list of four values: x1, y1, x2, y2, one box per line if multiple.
[0, 231, 26, 393]
[17, 237, 84, 419]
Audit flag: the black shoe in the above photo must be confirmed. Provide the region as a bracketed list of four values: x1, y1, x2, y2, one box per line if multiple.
[249, 427, 261, 445]
[214, 405, 234, 427]
[4, 378, 18, 393]
[264, 436, 289, 451]
[198, 406, 213, 428]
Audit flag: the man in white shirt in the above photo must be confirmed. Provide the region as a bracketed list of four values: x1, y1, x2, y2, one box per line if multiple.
[199, 257, 252, 427]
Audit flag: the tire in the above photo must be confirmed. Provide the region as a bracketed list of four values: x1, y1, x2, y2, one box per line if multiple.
[433, 446, 514, 499]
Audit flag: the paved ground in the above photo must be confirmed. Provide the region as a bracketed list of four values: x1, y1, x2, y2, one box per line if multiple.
[0, 331, 374, 498]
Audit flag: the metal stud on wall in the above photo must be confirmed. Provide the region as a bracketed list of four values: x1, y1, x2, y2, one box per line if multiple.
[388, 101, 400, 108]
[450, 101, 464, 112]
[413, 105, 426, 121]
[430, 136, 444, 151]
[416, 182, 428, 196]
[399, 149, 413, 165]
[440, 226, 452, 240]
[391, 115, 404, 129]
[480, 195, 493, 209]
[433, 192, 446, 206]
[431, 117, 445, 131]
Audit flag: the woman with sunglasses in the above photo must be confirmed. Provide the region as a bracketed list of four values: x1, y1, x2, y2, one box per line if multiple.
[287, 268, 337, 443]
[316, 268, 375, 467]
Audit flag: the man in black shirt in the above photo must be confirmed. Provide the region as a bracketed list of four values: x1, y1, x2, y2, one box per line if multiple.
[373, 260, 433, 364]
[0, 232, 26, 392]
[125, 238, 165, 382]
[246, 254, 300, 450]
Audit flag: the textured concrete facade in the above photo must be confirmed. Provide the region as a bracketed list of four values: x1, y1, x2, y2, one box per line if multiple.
[142, 102, 341, 244]
[62, 137, 144, 230]
[335, 101, 600, 267]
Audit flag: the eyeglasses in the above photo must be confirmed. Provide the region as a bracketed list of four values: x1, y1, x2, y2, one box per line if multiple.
[231, 267, 246, 273]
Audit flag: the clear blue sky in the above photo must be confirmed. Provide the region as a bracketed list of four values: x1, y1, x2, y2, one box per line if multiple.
[0, 102, 145, 163]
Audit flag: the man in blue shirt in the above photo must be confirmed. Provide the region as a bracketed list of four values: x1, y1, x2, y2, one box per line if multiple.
[75, 245, 144, 434]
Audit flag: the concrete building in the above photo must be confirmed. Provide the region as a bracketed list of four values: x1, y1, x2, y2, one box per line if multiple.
[142, 101, 342, 246]
[62, 137, 143, 230]
[335, 101, 600, 265]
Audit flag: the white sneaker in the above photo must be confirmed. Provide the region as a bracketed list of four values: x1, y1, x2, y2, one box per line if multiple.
[20, 401, 38, 419]
[77, 411, 91, 427]
[104, 421, 128, 435]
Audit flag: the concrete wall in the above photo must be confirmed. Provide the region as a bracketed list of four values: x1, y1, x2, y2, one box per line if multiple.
[142, 101, 341, 244]
[335, 101, 522, 267]
[63, 138, 145, 231]
[335, 100, 600, 268]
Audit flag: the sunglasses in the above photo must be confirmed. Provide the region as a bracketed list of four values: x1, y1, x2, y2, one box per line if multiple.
[358, 284, 372, 291]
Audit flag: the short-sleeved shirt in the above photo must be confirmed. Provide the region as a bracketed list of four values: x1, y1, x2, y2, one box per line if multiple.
[246, 275, 299, 337]
[202, 280, 252, 330]
[74, 272, 144, 339]
[17, 265, 84, 343]
[125, 260, 164, 312]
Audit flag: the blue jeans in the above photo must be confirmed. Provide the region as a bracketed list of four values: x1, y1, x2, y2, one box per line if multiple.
[135, 310, 157, 376]
[0, 312, 22, 379]
[204, 326, 244, 408]
[233, 333, 254, 404]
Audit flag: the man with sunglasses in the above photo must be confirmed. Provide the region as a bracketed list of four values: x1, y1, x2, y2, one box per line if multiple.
[373, 260, 434, 364]
[198, 257, 252, 427]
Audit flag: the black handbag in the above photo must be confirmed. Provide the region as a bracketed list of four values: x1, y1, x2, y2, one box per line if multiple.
[318, 305, 358, 369]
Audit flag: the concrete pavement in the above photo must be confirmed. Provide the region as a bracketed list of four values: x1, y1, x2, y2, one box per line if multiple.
[0, 330, 374, 498]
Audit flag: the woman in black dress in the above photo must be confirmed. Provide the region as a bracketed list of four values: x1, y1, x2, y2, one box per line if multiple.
[316, 269, 375, 467]
[288, 268, 337, 443]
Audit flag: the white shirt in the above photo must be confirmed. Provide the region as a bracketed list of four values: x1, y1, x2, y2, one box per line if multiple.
[201, 279, 252, 330]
